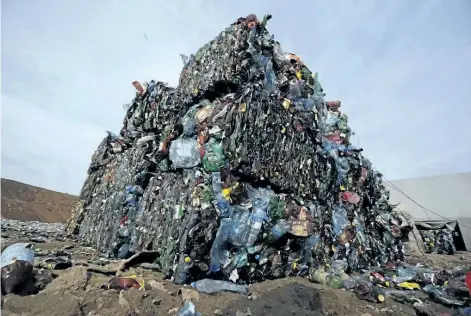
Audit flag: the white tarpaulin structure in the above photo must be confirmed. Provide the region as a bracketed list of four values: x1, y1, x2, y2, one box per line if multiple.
[388, 172, 471, 251]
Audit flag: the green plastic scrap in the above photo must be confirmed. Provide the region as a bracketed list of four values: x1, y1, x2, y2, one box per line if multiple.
[337, 114, 349, 131]
[201, 186, 214, 203]
[268, 196, 286, 223]
[202, 139, 225, 172]
[174, 204, 185, 219]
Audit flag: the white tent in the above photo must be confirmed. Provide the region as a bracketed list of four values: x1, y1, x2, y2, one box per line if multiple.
[387, 172, 471, 251]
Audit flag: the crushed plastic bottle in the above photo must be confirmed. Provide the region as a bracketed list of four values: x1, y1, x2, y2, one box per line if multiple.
[209, 219, 231, 272]
[245, 199, 267, 247]
[271, 219, 290, 240]
[191, 279, 249, 295]
[332, 204, 348, 237]
[177, 301, 201, 316]
[355, 283, 385, 303]
[309, 268, 343, 289]
[174, 255, 194, 284]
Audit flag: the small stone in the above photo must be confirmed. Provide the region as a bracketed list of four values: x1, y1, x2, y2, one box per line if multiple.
[366, 305, 378, 312]
[380, 307, 393, 313]
[149, 280, 170, 293]
[235, 308, 252, 316]
[119, 290, 130, 309]
[168, 307, 179, 314]
[214, 309, 223, 315]
[247, 292, 258, 300]
[179, 287, 200, 302]
[152, 299, 162, 305]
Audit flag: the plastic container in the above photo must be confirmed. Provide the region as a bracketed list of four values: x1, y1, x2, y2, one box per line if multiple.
[1, 243, 35, 267]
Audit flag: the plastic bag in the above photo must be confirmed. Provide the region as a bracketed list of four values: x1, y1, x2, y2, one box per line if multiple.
[273, 42, 286, 65]
[341, 191, 361, 205]
[332, 204, 348, 237]
[194, 106, 213, 124]
[330, 260, 348, 275]
[1, 260, 34, 295]
[169, 138, 201, 169]
[263, 58, 277, 93]
[182, 116, 196, 137]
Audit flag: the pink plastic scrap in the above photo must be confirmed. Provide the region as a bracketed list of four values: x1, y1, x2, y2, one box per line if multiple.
[341, 191, 361, 205]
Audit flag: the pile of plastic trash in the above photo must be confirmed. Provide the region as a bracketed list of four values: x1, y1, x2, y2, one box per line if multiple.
[308, 259, 471, 310]
[67, 14, 411, 286]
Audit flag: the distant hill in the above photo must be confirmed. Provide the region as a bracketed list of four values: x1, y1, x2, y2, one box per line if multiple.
[1, 178, 77, 223]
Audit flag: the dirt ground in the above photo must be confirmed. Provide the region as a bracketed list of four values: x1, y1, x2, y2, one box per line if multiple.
[1, 226, 470, 316]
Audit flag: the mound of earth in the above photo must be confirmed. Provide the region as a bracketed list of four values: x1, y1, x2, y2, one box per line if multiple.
[1, 179, 76, 223]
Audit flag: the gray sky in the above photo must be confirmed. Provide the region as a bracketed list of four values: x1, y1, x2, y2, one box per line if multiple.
[2, 0, 471, 195]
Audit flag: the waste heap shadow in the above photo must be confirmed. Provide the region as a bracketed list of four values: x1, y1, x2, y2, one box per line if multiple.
[67, 14, 407, 285]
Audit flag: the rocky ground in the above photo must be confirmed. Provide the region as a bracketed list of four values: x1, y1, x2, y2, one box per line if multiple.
[1, 219, 470, 316]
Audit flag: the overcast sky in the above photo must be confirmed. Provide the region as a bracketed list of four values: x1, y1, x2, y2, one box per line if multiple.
[2, 0, 471, 195]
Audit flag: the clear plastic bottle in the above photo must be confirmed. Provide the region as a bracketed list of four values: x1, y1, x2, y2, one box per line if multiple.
[174, 255, 194, 284]
[228, 208, 251, 247]
[209, 219, 232, 273]
[191, 279, 249, 295]
[211, 172, 223, 194]
[245, 199, 267, 246]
